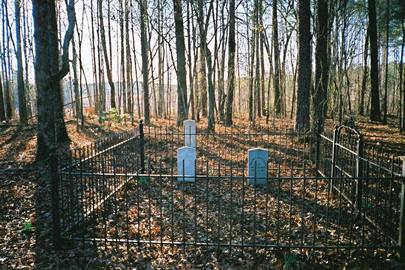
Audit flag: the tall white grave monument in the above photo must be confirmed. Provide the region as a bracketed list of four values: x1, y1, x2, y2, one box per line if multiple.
[248, 148, 269, 186]
[184, 120, 196, 148]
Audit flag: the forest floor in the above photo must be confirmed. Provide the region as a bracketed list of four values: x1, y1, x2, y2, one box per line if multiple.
[0, 114, 404, 269]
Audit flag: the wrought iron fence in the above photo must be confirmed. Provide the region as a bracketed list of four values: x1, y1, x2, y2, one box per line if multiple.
[54, 121, 405, 260]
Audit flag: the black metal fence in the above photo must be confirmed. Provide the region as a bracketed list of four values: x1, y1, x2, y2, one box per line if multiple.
[55, 121, 405, 260]
[317, 125, 403, 245]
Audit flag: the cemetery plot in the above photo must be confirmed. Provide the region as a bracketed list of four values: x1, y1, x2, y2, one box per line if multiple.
[73, 166, 393, 252]
[59, 120, 399, 258]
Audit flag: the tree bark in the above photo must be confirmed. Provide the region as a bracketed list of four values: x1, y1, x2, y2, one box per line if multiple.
[359, 28, 369, 116]
[295, 0, 311, 131]
[139, 0, 150, 124]
[383, 0, 390, 124]
[2, 0, 12, 120]
[368, 0, 381, 121]
[173, 0, 188, 126]
[197, 0, 207, 118]
[32, 0, 75, 160]
[15, 0, 28, 124]
[0, 71, 5, 121]
[312, 0, 328, 133]
[401, 0, 405, 130]
[125, 0, 133, 118]
[157, 0, 165, 118]
[224, 0, 236, 126]
[120, 0, 126, 113]
[98, 0, 116, 109]
[273, 0, 281, 115]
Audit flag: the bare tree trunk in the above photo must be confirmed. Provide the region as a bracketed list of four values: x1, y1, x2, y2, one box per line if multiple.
[173, 0, 188, 126]
[98, 0, 116, 109]
[125, 0, 133, 119]
[15, 0, 28, 124]
[295, 0, 311, 131]
[273, 0, 281, 115]
[0, 72, 5, 121]
[120, 0, 126, 113]
[90, 0, 99, 114]
[255, 0, 262, 118]
[131, 7, 141, 119]
[359, 28, 369, 116]
[72, 37, 81, 125]
[224, 0, 236, 126]
[197, 0, 207, 118]
[368, 0, 381, 121]
[400, 0, 405, 130]
[313, 0, 328, 133]
[186, 1, 194, 119]
[2, 0, 12, 120]
[32, 0, 75, 159]
[383, 0, 390, 124]
[248, 10, 255, 122]
[157, 0, 165, 118]
[139, 0, 150, 124]
[96, 12, 105, 112]
[22, 0, 32, 118]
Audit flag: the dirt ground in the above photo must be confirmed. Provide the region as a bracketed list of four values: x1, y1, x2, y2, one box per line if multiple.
[0, 115, 404, 269]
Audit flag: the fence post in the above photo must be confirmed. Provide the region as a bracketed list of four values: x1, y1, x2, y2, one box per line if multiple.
[139, 119, 145, 173]
[355, 135, 364, 211]
[329, 126, 339, 196]
[315, 121, 321, 171]
[49, 147, 61, 250]
[399, 156, 405, 261]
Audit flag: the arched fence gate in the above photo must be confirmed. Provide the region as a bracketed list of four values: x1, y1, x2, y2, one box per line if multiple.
[51, 121, 405, 262]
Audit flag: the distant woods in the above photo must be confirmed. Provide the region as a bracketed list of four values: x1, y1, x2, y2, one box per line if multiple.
[0, 0, 404, 157]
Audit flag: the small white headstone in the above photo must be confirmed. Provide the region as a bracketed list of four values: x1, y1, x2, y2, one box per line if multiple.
[177, 146, 196, 182]
[184, 120, 196, 148]
[248, 148, 269, 186]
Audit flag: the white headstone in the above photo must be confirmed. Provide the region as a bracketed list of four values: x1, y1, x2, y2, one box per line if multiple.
[184, 120, 196, 148]
[248, 148, 269, 186]
[177, 146, 196, 182]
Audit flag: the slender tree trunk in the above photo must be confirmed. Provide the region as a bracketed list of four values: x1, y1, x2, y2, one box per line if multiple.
[173, 0, 188, 126]
[15, 0, 28, 124]
[400, 0, 405, 130]
[260, 32, 266, 117]
[131, 7, 141, 119]
[295, 0, 311, 131]
[2, 0, 12, 120]
[359, 28, 369, 116]
[255, 0, 262, 118]
[368, 0, 381, 121]
[0, 72, 5, 121]
[125, 0, 132, 118]
[157, 0, 165, 118]
[72, 37, 81, 125]
[206, 48, 215, 130]
[273, 0, 281, 115]
[312, 0, 328, 133]
[98, 0, 116, 109]
[197, 0, 207, 118]
[383, 0, 390, 124]
[139, 0, 150, 124]
[186, 1, 194, 119]
[224, 0, 236, 126]
[96, 13, 106, 112]
[90, 0, 99, 114]
[120, 0, 126, 113]
[22, 0, 32, 118]
[248, 11, 255, 122]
